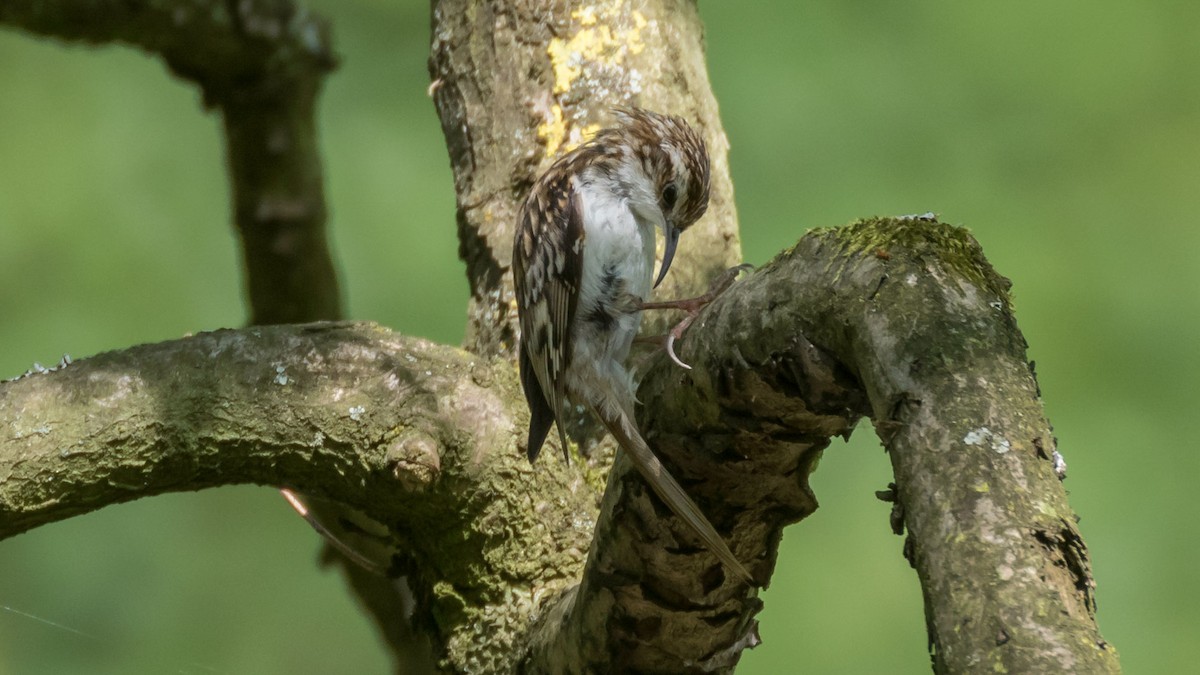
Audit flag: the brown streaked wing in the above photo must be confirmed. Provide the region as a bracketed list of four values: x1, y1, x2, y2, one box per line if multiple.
[515, 172, 584, 460]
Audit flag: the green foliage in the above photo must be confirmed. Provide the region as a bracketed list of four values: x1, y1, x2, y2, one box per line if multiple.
[1, 0, 1195, 672]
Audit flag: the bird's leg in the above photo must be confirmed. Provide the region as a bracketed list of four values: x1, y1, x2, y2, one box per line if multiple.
[636, 264, 754, 369]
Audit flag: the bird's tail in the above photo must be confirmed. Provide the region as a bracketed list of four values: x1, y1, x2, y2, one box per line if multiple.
[596, 403, 755, 585]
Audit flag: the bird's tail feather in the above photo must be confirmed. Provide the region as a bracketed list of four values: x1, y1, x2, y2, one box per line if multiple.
[596, 405, 755, 585]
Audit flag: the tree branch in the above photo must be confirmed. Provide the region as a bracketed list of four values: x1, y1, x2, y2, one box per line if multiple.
[647, 216, 1112, 672]
[1, 0, 342, 324]
[0, 322, 599, 670]
[2, 324, 468, 536]
[2, 1, 1120, 672]
[0, 218, 1119, 671]
[512, 216, 1117, 672]
[2, 2, 403, 658]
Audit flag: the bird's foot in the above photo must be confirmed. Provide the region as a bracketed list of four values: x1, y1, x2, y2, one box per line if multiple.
[636, 264, 754, 369]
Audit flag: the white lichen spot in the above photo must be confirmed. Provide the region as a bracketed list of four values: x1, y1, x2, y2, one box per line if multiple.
[628, 67, 643, 93]
[905, 273, 919, 286]
[572, 513, 597, 532]
[963, 426, 1011, 454]
[1052, 450, 1068, 479]
[348, 405, 366, 422]
[975, 497, 1010, 545]
[405, 354, 417, 363]
[273, 363, 290, 386]
[92, 374, 139, 408]
[311, 432, 325, 447]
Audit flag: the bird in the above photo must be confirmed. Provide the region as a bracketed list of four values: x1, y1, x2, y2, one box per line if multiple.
[513, 107, 754, 585]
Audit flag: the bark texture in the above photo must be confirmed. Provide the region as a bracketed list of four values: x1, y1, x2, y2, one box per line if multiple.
[690, 218, 1117, 673]
[0, 323, 597, 672]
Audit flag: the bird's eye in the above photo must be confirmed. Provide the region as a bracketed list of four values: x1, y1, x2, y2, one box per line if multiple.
[662, 183, 679, 210]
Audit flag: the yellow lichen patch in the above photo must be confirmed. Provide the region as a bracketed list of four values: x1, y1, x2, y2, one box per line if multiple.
[547, 3, 650, 96]
[541, 4, 649, 159]
[576, 122, 601, 144]
[627, 10, 647, 54]
[537, 104, 568, 159]
[574, 5, 599, 26]
[537, 114, 603, 159]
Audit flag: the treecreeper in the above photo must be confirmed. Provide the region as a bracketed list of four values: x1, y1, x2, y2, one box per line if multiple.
[513, 107, 754, 585]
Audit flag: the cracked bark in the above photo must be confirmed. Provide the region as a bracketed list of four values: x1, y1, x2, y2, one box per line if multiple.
[1, 0, 1119, 673]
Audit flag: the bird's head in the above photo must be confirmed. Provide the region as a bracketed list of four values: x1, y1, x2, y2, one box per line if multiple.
[609, 107, 711, 287]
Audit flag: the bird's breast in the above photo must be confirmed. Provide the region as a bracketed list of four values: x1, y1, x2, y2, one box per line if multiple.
[572, 184, 657, 367]
[577, 185, 655, 295]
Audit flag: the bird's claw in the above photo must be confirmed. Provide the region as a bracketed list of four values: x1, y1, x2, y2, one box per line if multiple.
[645, 263, 754, 370]
[665, 326, 693, 370]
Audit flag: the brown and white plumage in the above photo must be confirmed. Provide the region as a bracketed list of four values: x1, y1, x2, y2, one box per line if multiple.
[513, 108, 753, 585]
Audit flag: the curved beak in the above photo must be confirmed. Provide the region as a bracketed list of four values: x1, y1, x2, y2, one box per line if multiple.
[654, 222, 682, 288]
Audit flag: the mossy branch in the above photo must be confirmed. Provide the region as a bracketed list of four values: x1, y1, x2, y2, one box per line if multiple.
[0, 0, 1120, 672]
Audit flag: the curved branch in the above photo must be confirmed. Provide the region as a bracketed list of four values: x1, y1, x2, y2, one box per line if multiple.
[520, 218, 1117, 672]
[0, 322, 598, 670]
[797, 218, 1113, 672]
[1, 324, 471, 535]
[811, 219, 1108, 670]
[1, 0, 342, 324]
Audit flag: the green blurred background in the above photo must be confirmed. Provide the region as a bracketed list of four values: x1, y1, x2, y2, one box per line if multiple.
[1, 1, 1195, 672]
